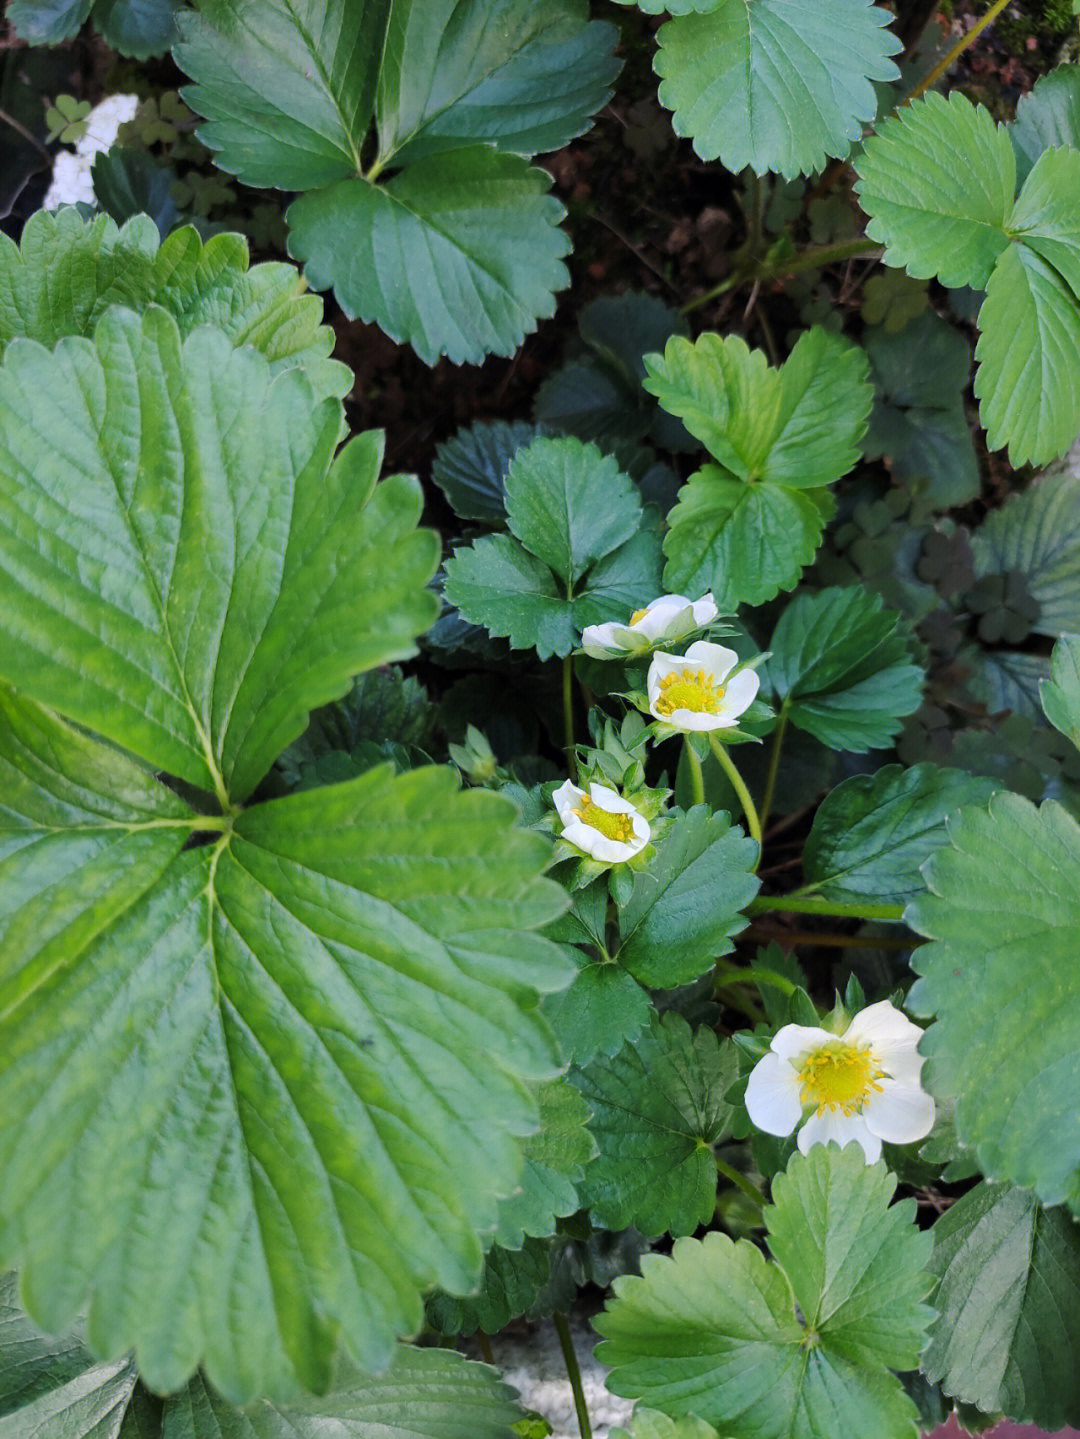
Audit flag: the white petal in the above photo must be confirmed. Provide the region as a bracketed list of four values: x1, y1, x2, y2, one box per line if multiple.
[580, 622, 624, 657]
[714, 668, 760, 723]
[588, 782, 639, 816]
[745, 1054, 802, 1136]
[630, 812, 652, 844]
[770, 1024, 837, 1064]
[683, 640, 739, 679]
[552, 780, 587, 828]
[844, 1001, 926, 1086]
[634, 595, 689, 639]
[798, 1110, 881, 1163]
[666, 707, 727, 732]
[691, 593, 719, 625]
[862, 1080, 936, 1145]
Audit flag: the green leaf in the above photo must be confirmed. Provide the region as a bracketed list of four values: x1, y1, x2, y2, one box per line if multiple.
[1009, 145, 1080, 300]
[494, 1078, 596, 1250]
[572, 1013, 734, 1237]
[0, 208, 349, 397]
[615, 806, 759, 988]
[1011, 64, 1080, 186]
[804, 763, 1000, 905]
[7, 0, 92, 44]
[161, 1352, 528, 1437]
[373, 0, 620, 165]
[612, 1414, 723, 1439]
[286, 150, 570, 366]
[432, 420, 544, 526]
[972, 472, 1080, 635]
[0, 309, 426, 800]
[907, 791, 1080, 1211]
[862, 312, 979, 507]
[922, 1182, 1080, 1430]
[596, 1145, 932, 1438]
[427, 1238, 552, 1337]
[769, 588, 924, 752]
[93, 0, 182, 58]
[855, 93, 1015, 290]
[1040, 633, 1080, 748]
[654, 0, 901, 179]
[541, 953, 652, 1066]
[444, 534, 573, 659]
[92, 149, 189, 241]
[535, 359, 647, 446]
[663, 469, 834, 610]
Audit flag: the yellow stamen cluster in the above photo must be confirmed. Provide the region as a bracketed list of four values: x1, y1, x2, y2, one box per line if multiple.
[654, 668, 726, 716]
[798, 1043, 885, 1117]
[574, 795, 635, 843]
[630, 607, 651, 625]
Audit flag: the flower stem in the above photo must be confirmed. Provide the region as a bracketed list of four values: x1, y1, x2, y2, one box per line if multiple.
[685, 736, 706, 806]
[907, 0, 1012, 103]
[714, 1157, 767, 1211]
[563, 655, 578, 782]
[682, 237, 882, 314]
[759, 699, 789, 830]
[715, 962, 798, 997]
[708, 735, 763, 847]
[747, 895, 906, 922]
[554, 1312, 593, 1439]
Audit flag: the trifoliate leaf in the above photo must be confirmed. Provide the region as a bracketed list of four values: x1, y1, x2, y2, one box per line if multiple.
[1011, 64, 1080, 186]
[445, 440, 662, 659]
[922, 1182, 1080, 1430]
[427, 1239, 552, 1338]
[1040, 633, 1080, 748]
[614, 806, 759, 988]
[654, 0, 901, 179]
[596, 1145, 932, 1439]
[972, 472, 1080, 635]
[854, 92, 1015, 290]
[542, 953, 652, 1066]
[176, 0, 617, 364]
[862, 312, 979, 507]
[572, 1013, 734, 1236]
[0, 208, 348, 396]
[7, 0, 92, 44]
[93, 0, 182, 58]
[162, 1353, 529, 1438]
[287, 150, 571, 367]
[0, 309, 431, 801]
[494, 1079, 596, 1250]
[769, 588, 924, 752]
[803, 763, 1000, 905]
[908, 791, 1080, 1212]
[432, 420, 545, 526]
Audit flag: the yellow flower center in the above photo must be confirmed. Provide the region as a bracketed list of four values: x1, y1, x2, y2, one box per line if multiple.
[630, 607, 651, 625]
[798, 1043, 885, 1117]
[574, 795, 636, 843]
[654, 668, 726, 716]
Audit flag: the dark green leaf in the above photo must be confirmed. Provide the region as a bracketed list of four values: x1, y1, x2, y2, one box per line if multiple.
[541, 954, 652, 1066]
[94, 0, 182, 57]
[91, 149, 188, 240]
[427, 1239, 552, 1338]
[7, 0, 92, 44]
[1011, 63, 1080, 186]
[972, 472, 1080, 636]
[432, 420, 545, 526]
[494, 1079, 596, 1249]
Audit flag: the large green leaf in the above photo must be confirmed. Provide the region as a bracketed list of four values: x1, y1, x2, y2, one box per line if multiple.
[768, 588, 924, 752]
[444, 438, 662, 659]
[176, 0, 617, 364]
[972, 472, 1080, 636]
[0, 208, 348, 396]
[855, 93, 1015, 290]
[615, 806, 759, 988]
[1011, 64, 1080, 185]
[908, 791, 1080, 1212]
[803, 763, 999, 905]
[572, 1013, 734, 1236]
[0, 308, 432, 801]
[654, 0, 901, 178]
[596, 1145, 932, 1438]
[922, 1183, 1080, 1431]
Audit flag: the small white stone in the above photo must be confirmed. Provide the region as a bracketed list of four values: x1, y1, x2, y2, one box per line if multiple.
[477, 1319, 635, 1439]
[42, 93, 140, 210]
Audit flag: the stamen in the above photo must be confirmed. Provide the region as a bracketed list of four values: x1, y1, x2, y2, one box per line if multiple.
[630, 607, 651, 625]
[574, 795, 635, 843]
[797, 1043, 885, 1117]
[654, 668, 726, 716]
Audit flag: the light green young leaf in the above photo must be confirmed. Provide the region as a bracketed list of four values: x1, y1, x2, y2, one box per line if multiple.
[803, 763, 999, 905]
[972, 472, 1080, 635]
[654, 0, 901, 178]
[1011, 64, 1080, 185]
[769, 588, 924, 752]
[0, 308, 434, 800]
[922, 1182, 1080, 1430]
[854, 92, 1015, 289]
[907, 791, 1080, 1212]
[287, 150, 570, 367]
[615, 806, 760, 988]
[572, 1013, 734, 1237]
[1040, 633, 1080, 748]
[0, 208, 348, 395]
[494, 1078, 596, 1250]
[596, 1145, 932, 1438]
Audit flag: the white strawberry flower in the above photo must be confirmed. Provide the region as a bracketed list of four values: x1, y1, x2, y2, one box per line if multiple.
[552, 779, 651, 864]
[646, 640, 759, 733]
[581, 592, 717, 660]
[744, 1000, 936, 1164]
